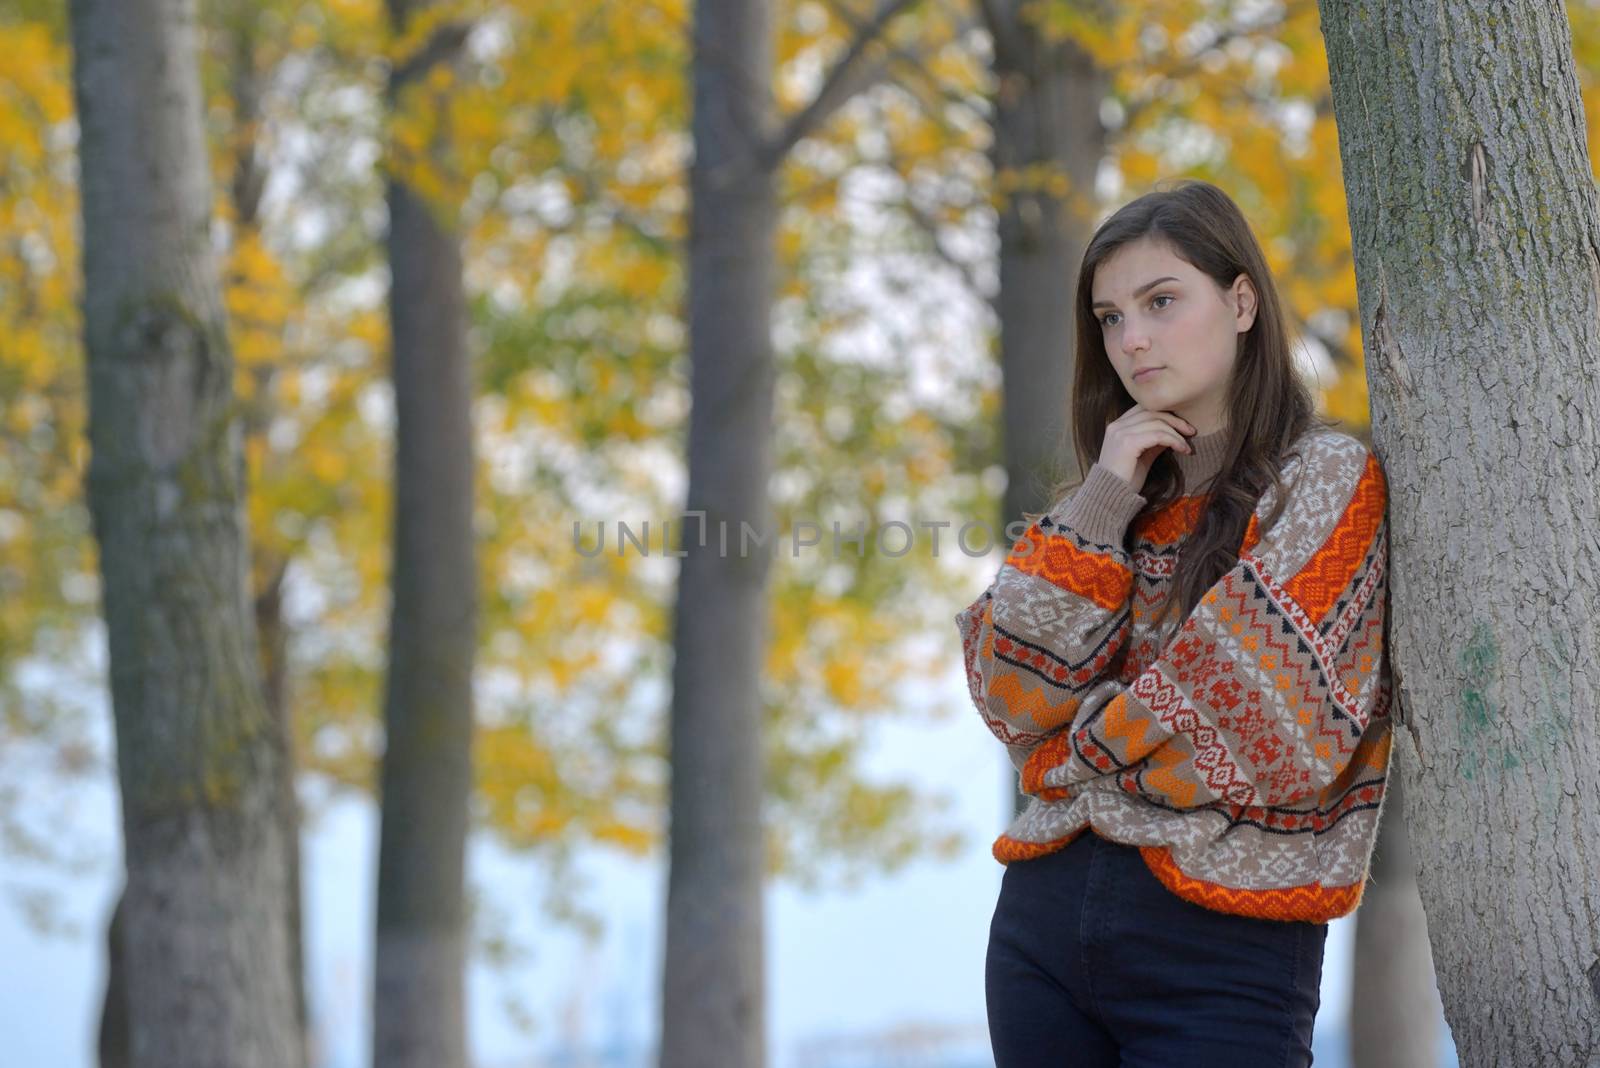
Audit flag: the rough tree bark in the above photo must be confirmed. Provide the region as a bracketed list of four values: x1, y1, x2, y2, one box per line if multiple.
[98, 563, 306, 1068]
[95, 10, 313, 1060]
[371, 4, 478, 1066]
[66, 0, 301, 1064]
[978, 0, 1109, 821]
[1320, 3, 1600, 1062]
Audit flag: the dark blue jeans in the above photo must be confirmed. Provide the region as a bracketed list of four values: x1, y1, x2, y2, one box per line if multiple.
[985, 827, 1327, 1067]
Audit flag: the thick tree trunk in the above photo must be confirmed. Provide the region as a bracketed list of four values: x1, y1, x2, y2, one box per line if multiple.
[980, 2, 1108, 820]
[1319, 3, 1600, 1061]
[93, 550, 307, 1068]
[67, 0, 300, 1064]
[370, 3, 477, 1065]
[92, 11, 312, 1058]
[659, 0, 778, 1064]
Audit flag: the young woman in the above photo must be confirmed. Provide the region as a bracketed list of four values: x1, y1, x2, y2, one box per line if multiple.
[956, 179, 1394, 1067]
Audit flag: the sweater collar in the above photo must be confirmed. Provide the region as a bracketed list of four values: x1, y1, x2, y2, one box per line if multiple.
[1175, 425, 1230, 492]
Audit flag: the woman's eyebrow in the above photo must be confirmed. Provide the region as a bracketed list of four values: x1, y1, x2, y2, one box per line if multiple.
[1091, 275, 1180, 309]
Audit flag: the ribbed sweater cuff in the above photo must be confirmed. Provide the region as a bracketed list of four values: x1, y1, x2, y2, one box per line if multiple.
[1053, 463, 1147, 547]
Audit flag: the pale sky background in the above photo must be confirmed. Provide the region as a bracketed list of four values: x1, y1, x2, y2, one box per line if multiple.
[0, 642, 1443, 1068]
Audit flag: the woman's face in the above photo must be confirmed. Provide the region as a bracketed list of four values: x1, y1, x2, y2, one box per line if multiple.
[1089, 235, 1256, 434]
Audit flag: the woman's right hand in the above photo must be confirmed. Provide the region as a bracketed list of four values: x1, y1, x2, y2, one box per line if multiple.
[1098, 403, 1197, 493]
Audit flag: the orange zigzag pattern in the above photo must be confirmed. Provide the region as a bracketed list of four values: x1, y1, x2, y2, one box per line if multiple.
[1127, 734, 1203, 806]
[984, 669, 1083, 732]
[1279, 452, 1387, 618]
[1005, 524, 1133, 610]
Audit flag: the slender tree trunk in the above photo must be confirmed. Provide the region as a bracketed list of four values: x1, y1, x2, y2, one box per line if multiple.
[227, 10, 309, 1045]
[96, 893, 127, 1068]
[979, 1, 1109, 820]
[1319, 3, 1600, 1061]
[371, 4, 477, 1065]
[1351, 771, 1445, 1067]
[67, 0, 300, 1064]
[659, 0, 778, 1064]
[255, 560, 309, 1062]
[659, 0, 915, 1059]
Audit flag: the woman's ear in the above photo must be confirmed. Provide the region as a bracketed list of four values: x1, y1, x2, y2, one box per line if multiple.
[1232, 273, 1258, 333]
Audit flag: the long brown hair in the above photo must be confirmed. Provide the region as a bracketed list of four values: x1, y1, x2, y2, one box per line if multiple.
[1032, 178, 1335, 636]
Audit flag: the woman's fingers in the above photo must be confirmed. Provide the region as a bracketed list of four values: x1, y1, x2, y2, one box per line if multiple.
[1100, 405, 1200, 487]
[1137, 424, 1191, 455]
[1112, 404, 1195, 439]
[1111, 413, 1192, 455]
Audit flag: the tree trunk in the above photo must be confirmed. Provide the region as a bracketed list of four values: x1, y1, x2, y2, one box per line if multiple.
[96, 893, 127, 1068]
[980, 1, 1109, 820]
[371, 2, 477, 1065]
[1350, 770, 1445, 1067]
[229, 11, 309, 1042]
[1319, 3, 1600, 1061]
[659, 0, 778, 1064]
[91, 11, 313, 1058]
[232, 8, 308, 1048]
[66, 0, 300, 1063]
[255, 560, 309, 1063]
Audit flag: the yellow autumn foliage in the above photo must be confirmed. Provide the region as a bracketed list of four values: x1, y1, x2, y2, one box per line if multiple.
[14, 0, 1600, 889]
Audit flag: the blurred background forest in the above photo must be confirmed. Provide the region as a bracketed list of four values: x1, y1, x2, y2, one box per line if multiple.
[7, 0, 1600, 1065]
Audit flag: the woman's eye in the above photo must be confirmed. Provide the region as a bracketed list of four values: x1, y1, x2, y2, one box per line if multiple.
[1099, 296, 1168, 327]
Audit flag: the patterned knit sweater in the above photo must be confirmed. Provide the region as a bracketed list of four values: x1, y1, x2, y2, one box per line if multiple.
[955, 423, 1393, 924]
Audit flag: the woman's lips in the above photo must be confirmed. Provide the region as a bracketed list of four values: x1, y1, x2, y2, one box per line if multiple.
[1133, 366, 1163, 382]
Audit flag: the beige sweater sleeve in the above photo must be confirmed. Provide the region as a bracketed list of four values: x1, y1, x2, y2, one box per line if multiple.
[954, 466, 1145, 752]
